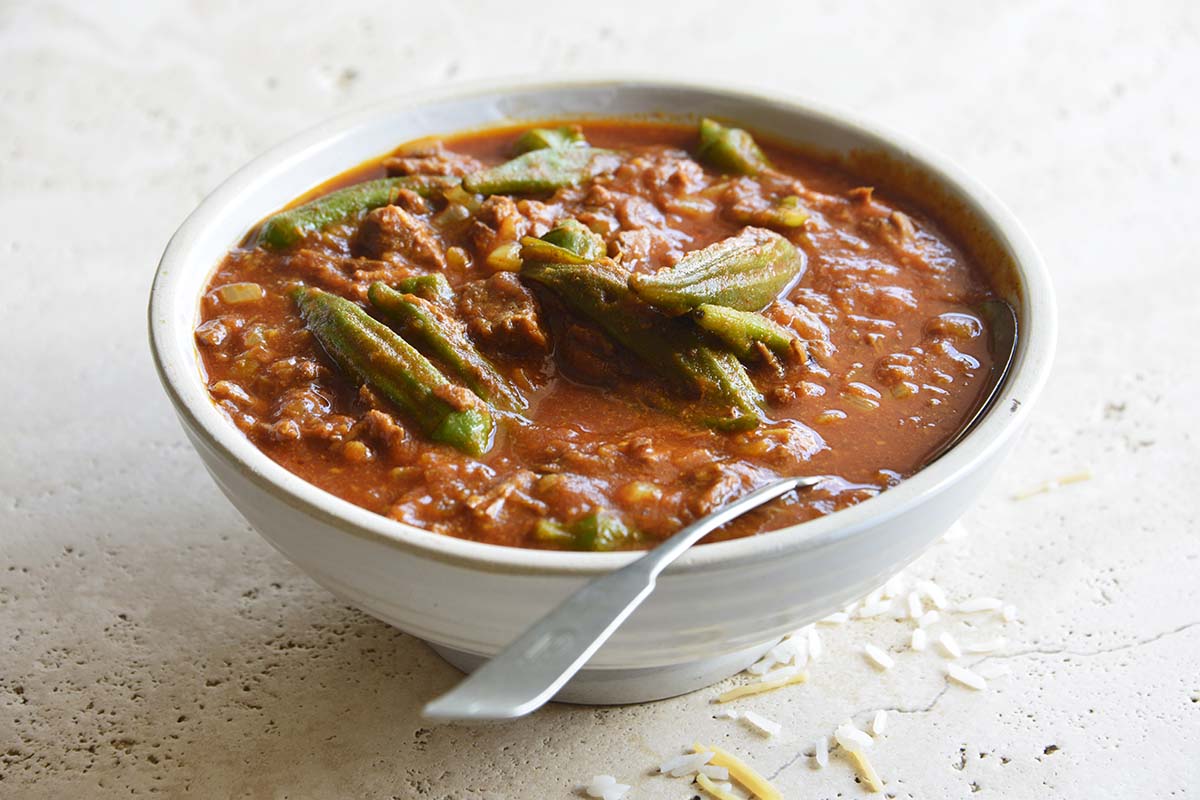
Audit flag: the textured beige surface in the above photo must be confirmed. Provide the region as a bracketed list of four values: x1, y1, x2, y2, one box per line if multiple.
[2, 1, 1198, 797]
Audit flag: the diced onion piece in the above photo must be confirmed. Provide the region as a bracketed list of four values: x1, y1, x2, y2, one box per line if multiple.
[435, 203, 472, 226]
[486, 241, 523, 272]
[774, 197, 809, 226]
[814, 409, 847, 425]
[619, 480, 662, 504]
[445, 245, 470, 270]
[217, 282, 265, 304]
[841, 390, 881, 411]
[443, 183, 482, 212]
[533, 519, 574, 544]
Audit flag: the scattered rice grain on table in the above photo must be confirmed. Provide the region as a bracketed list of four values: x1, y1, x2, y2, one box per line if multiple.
[945, 662, 988, 690]
[937, 631, 963, 659]
[834, 721, 874, 752]
[743, 709, 784, 738]
[906, 590, 924, 619]
[813, 736, 830, 768]
[864, 643, 895, 670]
[916, 578, 949, 609]
[957, 596, 1004, 613]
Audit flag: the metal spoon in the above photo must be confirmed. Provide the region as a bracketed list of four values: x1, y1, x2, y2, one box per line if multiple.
[423, 301, 1017, 722]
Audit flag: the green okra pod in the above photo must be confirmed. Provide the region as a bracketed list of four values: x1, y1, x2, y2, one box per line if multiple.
[513, 126, 587, 154]
[367, 282, 526, 412]
[731, 195, 809, 229]
[534, 510, 641, 551]
[696, 118, 771, 176]
[293, 286, 494, 456]
[522, 258, 764, 429]
[692, 303, 805, 362]
[519, 218, 607, 265]
[391, 273, 455, 304]
[258, 175, 461, 250]
[463, 147, 622, 195]
[629, 227, 806, 315]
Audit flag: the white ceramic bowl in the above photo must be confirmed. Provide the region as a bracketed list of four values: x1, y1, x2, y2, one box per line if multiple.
[149, 79, 1055, 704]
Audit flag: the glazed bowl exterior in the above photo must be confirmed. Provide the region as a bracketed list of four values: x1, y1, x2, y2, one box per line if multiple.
[149, 80, 1055, 690]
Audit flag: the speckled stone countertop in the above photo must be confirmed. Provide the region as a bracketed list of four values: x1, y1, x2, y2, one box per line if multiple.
[2, 1, 1197, 797]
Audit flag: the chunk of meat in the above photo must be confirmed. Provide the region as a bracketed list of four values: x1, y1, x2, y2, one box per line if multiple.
[354, 206, 446, 270]
[612, 228, 685, 272]
[457, 273, 549, 356]
[613, 148, 707, 197]
[383, 142, 483, 177]
[467, 195, 530, 256]
[285, 250, 395, 300]
[390, 187, 431, 214]
[350, 409, 416, 463]
[554, 322, 622, 385]
[534, 472, 612, 523]
[515, 199, 561, 237]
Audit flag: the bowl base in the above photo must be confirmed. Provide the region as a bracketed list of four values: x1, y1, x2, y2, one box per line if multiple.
[427, 638, 778, 705]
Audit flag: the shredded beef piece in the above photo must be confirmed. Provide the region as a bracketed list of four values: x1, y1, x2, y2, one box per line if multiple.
[614, 148, 707, 198]
[457, 273, 549, 356]
[467, 195, 530, 256]
[195, 318, 232, 348]
[431, 382, 479, 412]
[687, 462, 771, 516]
[556, 322, 621, 386]
[351, 409, 416, 463]
[391, 187, 431, 214]
[612, 228, 685, 272]
[383, 142, 483, 178]
[354, 206, 446, 270]
[515, 198, 561, 237]
[535, 472, 611, 523]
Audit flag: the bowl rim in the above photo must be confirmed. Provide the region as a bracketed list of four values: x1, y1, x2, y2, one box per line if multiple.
[149, 76, 1056, 577]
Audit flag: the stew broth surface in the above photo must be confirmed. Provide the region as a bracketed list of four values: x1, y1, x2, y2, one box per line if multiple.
[196, 120, 999, 549]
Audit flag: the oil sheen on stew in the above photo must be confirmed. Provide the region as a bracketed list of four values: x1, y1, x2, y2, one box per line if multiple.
[195, 119, 1000, 550]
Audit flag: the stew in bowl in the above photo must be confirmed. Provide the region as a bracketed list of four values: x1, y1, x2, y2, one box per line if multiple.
[195, 118, 1003, 551]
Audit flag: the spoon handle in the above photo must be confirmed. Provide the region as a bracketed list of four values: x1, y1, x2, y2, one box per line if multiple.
[423, 476, 816, 722]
